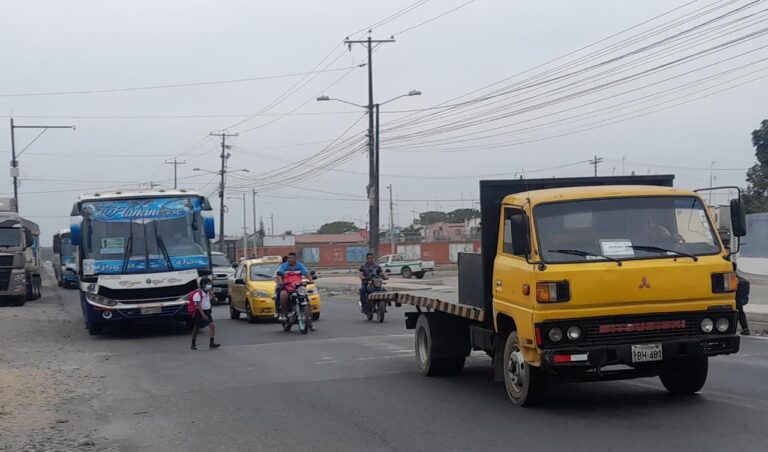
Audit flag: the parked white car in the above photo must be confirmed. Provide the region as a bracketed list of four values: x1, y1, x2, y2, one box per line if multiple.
[378, 254, 435, 279]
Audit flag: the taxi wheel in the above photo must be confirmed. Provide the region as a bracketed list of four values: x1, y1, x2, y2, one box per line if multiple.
[245, 300, 258, 324]
[229, 302, 241, 320]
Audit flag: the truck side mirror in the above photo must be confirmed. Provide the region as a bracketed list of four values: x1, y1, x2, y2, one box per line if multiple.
[510, 214, 531, 256]
[730, 199, 747, 237]
[70, 223, 81, 247]
[25, 231, 34, 247]
[204, 217, 216, 240]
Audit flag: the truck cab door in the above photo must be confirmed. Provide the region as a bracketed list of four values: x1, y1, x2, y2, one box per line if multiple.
[494, 207, 536, 347]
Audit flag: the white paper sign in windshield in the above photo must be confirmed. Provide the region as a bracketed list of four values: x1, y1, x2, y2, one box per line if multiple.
[600, 239, 635, 257]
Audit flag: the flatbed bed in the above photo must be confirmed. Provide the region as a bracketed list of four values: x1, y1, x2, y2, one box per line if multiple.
[368, 291, 485, 322]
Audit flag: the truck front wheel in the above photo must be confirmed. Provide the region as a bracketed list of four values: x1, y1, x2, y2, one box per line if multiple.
[401, 267, 413, 279]
[503, 331, 547, 407]
[659, 357, 708, 395]
[414, 314, 464, 377]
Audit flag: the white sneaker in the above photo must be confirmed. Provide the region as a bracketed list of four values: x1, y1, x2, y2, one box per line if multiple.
[278, 314, 287, 322]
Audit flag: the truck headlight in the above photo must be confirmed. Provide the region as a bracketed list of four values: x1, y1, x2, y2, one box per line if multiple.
[548, 327, 563, 342]
[567, 326, 581, 341]
[715, 317, 730, 333]
[700, 318, 714, 333]
[251, 290, 271, 298]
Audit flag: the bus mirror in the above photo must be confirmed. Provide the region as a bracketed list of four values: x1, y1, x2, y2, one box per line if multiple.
[70, 223, 82, 247]
[204, 217, 215, 240]
[730, 199, 747, 237]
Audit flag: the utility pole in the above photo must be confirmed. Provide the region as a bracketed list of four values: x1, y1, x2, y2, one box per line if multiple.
[344, 33, 395, 256]
[251, 188, 258, 255]
[621, 156, 626, 176]
[269, 214, 274, 236]
[209, 131, 238, 251]
[241, 193, 248, 259]
[9, 118, 75, 210]
[387, 184, 395, 254]
[164, 158, 186, 189]
[709, 161, 716, 204]
[589, 155, 603, 177]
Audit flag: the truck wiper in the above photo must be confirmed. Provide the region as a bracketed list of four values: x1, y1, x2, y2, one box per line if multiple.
[630, 245, 698, 262]
[548, 249, 622, 266]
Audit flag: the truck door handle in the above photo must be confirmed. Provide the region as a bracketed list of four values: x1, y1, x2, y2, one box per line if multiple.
[495, 280, 502, 290]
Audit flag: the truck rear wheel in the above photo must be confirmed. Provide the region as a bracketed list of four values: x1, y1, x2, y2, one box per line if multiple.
[414, 271, 425, 279]
[660, 357, 708, 395]
[503, 331, 547, 407]
[415, 314, 464, 377]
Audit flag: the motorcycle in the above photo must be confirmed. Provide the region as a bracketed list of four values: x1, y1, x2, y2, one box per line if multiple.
[281, 281, 313, 334]
[362, 276, 387, 323]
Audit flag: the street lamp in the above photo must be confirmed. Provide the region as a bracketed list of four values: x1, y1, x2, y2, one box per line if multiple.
[226, 193, 248, 260]
[316, 89, 421, 255]
[9, 118, 76, 210]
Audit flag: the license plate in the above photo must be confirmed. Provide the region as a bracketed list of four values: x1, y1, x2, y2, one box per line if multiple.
[631, 343, 663, 363]
[140, 306, 162, 315]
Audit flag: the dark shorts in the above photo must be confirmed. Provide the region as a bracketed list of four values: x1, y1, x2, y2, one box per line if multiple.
[195, 309, 213, 328]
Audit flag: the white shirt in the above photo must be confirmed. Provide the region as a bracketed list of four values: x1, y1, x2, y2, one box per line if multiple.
[193, 290, 212, 310]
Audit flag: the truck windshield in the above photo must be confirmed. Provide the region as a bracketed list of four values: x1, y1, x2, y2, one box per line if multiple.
[0, 227, 22, 247]
[80, 197, 209, 275]
[211, 254, 231, 268]
[534, 196, 720, 264]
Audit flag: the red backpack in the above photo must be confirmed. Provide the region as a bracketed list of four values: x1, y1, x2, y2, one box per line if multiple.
[187, 289, 204, 317]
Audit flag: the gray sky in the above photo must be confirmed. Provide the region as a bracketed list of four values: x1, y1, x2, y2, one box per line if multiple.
[1, 0, 766, 245]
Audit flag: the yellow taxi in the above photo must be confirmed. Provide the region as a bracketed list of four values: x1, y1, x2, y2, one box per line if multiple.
[228, 256, 321, 323]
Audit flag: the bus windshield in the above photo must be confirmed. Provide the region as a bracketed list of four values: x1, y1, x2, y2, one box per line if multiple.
[534, 196, 721, 264]
[80, 197, 210, 275]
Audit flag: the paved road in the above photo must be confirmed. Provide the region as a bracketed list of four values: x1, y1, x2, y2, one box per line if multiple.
[2, 283, 768, 451]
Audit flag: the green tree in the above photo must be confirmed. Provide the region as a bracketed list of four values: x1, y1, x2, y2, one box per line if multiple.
[418, 211, 448, 225]
[744, 119, 768, 213]
[317, 221, 359, 234]
[446, 208, 481, 223]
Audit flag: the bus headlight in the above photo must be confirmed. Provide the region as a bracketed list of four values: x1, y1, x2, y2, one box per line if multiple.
[85, 292, 118, 307]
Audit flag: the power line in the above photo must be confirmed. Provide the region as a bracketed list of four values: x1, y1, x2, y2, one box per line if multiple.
[0, 65, 360, 98]
[391, 0, 477, 36]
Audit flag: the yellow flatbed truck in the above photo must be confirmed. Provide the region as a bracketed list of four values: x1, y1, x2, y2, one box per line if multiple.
[371, 175, 746, 406]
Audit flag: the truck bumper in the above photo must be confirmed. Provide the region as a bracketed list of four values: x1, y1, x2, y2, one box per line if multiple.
[540, 335, 740, 373]
[0, 269, 28, 297]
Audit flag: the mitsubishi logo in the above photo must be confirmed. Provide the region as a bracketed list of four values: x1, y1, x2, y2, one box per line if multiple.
[639, 276, 651, 289]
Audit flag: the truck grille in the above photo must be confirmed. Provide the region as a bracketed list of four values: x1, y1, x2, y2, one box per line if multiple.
[537, 310, 737, 349]
[0, 255, 13, 267]
[98, 280, 198, 303]
[0, 270, 11, 291]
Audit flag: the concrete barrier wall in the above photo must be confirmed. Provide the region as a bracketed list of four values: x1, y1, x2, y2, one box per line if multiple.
[234, 241, 481, 266]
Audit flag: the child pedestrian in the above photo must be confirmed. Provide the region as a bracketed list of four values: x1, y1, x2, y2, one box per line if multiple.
[190, 277, 221, 350]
